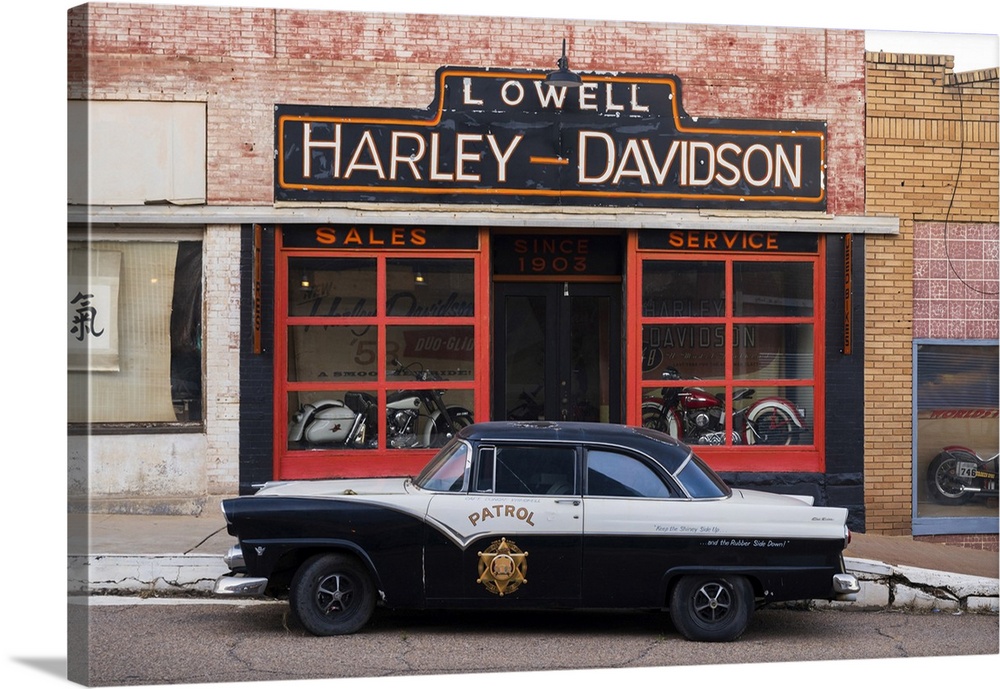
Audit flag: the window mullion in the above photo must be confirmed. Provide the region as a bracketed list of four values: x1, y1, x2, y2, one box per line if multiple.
[725, 257, 735, 446]
[377, 256, 387, 451]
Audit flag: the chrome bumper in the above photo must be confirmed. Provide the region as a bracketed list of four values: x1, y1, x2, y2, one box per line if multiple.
[214, 574, 269, 596]
[832, 572, 860, 601]
[214, 543, 268, 596]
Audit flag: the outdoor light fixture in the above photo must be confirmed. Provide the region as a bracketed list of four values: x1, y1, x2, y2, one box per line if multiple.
[544, 39, 582, 88]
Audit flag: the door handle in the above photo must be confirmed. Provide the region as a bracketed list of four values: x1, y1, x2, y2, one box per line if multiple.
[554, 499, 581, 506]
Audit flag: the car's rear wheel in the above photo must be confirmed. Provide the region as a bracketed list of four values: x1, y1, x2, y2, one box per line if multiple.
[669, 574, 753, 642]
[290, 553, 376, 636]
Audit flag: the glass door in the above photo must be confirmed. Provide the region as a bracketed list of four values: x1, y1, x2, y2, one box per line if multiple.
[494, 282, 621, 423]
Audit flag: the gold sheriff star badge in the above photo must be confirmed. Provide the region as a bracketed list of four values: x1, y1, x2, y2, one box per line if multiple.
[477, 538, 528, 596]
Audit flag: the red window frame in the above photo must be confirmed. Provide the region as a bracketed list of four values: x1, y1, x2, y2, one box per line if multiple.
[627, 232, 826, 472]
[273, 226, 490, 480]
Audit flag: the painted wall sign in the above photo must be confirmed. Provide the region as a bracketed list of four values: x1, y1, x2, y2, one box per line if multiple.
[275, 67, 826, 210]
[639, 230, 819, 253]
[492, 234, 622, 276]
[281, 224, 479, 250]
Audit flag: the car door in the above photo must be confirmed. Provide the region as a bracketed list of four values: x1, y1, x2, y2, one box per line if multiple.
[580, 446, 688, 608]
[423, 442, 583, 605]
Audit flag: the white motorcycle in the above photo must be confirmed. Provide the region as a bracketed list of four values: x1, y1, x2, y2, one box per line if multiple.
[288, 359, 473, 449]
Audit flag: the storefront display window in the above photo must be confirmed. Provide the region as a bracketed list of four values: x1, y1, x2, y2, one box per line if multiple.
[68, 238, 203, 426]
[278, 226, 484, 477]
[733, 262, 813, 317]
[913, 341, 999, 534]
[637, 234, 821, 466]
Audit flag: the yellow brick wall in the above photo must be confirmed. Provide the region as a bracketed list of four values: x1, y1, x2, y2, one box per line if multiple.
[865, 52, 998, 534]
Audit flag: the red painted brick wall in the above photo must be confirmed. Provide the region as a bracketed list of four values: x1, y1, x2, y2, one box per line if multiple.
[68, 3, 866, 211]
[916, 533, 999, 552]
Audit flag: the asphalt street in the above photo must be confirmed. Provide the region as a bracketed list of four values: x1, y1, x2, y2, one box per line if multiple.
[70, 598, 999, 688]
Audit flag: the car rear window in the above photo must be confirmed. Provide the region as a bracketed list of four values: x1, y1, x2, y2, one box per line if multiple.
[674, 453, 731, 498]
[585, 448, 675, 497]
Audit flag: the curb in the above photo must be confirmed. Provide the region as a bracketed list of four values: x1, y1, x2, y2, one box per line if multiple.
[70, 553, 1000, 613]
[70, 554, 227, 595]
[817, 557, 1000, 614]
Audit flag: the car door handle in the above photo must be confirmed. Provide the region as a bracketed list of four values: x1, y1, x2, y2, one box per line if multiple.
[554, 499, 580, 506]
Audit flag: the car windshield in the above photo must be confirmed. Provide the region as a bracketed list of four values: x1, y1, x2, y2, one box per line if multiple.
[414, 439, 470, 492]
[673, 451, 732, 499]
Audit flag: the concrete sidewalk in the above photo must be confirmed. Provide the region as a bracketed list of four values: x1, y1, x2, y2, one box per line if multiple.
[68, 513, 999, 614]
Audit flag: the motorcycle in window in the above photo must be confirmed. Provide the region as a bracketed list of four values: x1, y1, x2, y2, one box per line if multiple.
[507, 385, 544, 421]
[288, 359, 474, 449]
[641, 367, 807, 445]
[926, 446, 998, 505]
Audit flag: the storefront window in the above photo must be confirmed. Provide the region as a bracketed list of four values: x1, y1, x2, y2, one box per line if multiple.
[639, 243, 819, 456]
[643, 261, 725, 319]
[279, 227, 482, 473]
[288, 257, 376, 318]
[914, 342, 998, 533]
[733, 324, 814, 380]
[385, 259, 474, 317]
[733, 262, 813, 317]
[68, 239, 203, 426]
[386, 325, 475, 381]
[287, 325, 379, 382]
[641, 324, 726, 380]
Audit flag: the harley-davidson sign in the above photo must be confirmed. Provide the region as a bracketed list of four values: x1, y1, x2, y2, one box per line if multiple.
[276, 67, 826, 210]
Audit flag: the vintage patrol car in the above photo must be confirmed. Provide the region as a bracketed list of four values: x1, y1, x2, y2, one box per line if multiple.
[214, 422, 859, 641]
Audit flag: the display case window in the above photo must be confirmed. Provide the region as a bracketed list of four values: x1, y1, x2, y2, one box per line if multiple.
[68, 238, 203, 427]
[637, 237, 822, 471]
[913, 341, 998, 535]
[276, 226, 484, 479]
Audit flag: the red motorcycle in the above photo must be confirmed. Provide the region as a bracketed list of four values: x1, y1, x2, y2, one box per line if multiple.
[926, 446, 998, 505]
[642, 367, 807, 445]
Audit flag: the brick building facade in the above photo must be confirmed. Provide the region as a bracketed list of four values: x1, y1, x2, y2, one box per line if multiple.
[68, 3, 995, 542]
[865, 52, 998, 546]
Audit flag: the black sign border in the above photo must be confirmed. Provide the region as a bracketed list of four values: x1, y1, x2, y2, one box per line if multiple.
[276, 66, 827, 211]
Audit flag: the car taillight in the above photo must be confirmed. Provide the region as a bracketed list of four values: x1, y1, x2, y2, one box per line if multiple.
[845, 527, 852, 547]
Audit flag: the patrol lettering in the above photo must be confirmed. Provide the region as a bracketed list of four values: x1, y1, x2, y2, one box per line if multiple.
[468, 504, 536, 527]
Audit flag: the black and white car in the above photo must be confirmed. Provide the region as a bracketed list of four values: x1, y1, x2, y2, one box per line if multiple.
[215, 421, 859, 641]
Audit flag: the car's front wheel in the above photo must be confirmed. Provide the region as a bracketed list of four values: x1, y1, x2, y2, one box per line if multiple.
[289, 553, 376, 636]
[669, 574, 753, 642]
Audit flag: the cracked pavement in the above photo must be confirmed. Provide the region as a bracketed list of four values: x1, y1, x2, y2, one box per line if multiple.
[74, 600, 999, 686]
